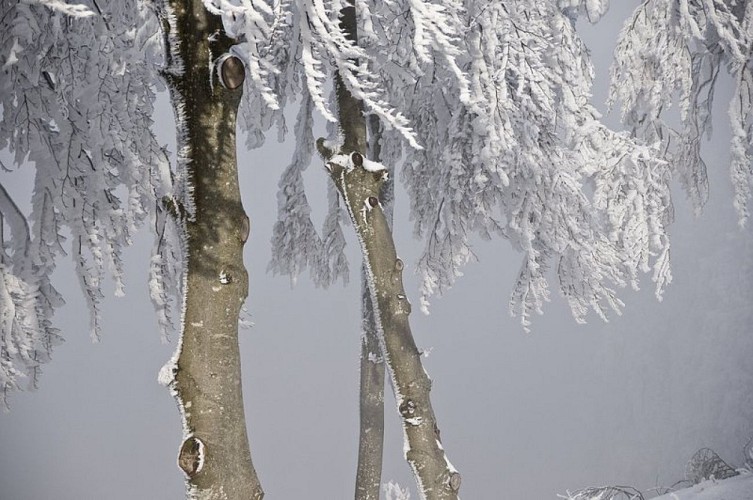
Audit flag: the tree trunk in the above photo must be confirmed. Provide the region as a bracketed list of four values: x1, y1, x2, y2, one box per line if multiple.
[356, 274, 386, 500]
[157, 1, 263, 498]
[355, 117, 388, 500]
[322, 6, 461, 498]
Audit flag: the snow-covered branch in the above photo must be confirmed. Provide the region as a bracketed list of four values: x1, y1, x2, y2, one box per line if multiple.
[610, 0, 753, 222]
[0, 0, 177, 395]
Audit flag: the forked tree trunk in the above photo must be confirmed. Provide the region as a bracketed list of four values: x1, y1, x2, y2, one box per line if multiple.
[322, 5, 461, 499]
[157, 1, 263, 498]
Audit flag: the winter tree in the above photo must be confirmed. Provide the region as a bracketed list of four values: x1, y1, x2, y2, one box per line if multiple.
[1, 0, 268, 497]
[3, 0, 750, 499]
[272, 0, 752, 496]
[269, 0, 669, 498]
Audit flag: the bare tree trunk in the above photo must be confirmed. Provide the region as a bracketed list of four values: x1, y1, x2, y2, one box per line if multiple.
[356, 275, 386, 500]
[157, 1, 263, 498]
[323, 5, 461, 499]
[355, 116, 389, 500]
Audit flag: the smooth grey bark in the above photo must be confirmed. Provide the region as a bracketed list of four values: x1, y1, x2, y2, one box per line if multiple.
[354, 115, 388, 500]
[320, 5, 461, 498]
[357, 280, 386, 500]
[157, 1, 263, 498]
[332, 6, 386, 499]
[317, 142, 462, 500]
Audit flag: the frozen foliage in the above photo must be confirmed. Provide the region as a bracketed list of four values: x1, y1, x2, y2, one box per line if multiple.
[4, 0, 749, 398]
[559, 485, 644, 500]
[267, 1, 686, 329]
[267, 0, 465, 286]
[268, 91, 349, 287]
[391, 2, 669, 328]
[0, 0, 179, 401]
[0, 183, 63, 407]
[383, 481, 411, 500]
[685, 447, 739, 484]
[610, 0, 753, 223]
[563, 474, 753, 500]
[652, 473, 753, 500]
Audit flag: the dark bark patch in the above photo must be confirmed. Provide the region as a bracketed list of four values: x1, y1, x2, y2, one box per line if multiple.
[351, 151, 363, 167]
[178, 436, 205, 478]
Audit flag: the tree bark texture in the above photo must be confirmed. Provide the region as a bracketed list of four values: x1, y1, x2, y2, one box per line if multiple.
[320, 5, 461, 494]
[356, 278, 386, 500]
[355, 115, 389, 500]
[319, 144, 462, 500]
[158, 1, 262, 498]
[331, 6, 387, 499]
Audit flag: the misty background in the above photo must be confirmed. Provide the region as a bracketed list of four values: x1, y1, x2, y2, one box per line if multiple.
[1, 3, 752, 499]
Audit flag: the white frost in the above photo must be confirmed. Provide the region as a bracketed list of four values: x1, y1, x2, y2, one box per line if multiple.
[158, 359, 177, 387]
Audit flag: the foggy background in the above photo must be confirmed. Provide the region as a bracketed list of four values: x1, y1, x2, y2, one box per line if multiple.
[2, 3, 752, 499]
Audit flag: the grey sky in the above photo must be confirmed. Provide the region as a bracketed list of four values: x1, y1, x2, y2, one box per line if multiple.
[2, 2, 753, 499]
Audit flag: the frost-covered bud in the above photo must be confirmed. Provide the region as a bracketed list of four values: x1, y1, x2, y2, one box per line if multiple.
[368, 196, 379, 208]
[351, 151, 363, 167]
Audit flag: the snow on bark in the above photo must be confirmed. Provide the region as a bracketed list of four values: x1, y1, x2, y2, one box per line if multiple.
[157, 1, 263, 498]
[319, 145, 461, 500]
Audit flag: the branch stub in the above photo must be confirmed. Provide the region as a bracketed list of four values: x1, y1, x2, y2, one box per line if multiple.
[449, 472, 462, 492]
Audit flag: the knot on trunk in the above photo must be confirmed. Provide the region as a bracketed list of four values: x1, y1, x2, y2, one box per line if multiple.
[240, 215, 250, 243]
[216, 54, 245, 90]
[219, 270, 233, 284]
[448, 472, 462, 492]
[399, 399, 416, 418]
[178, 436, 206, 478]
